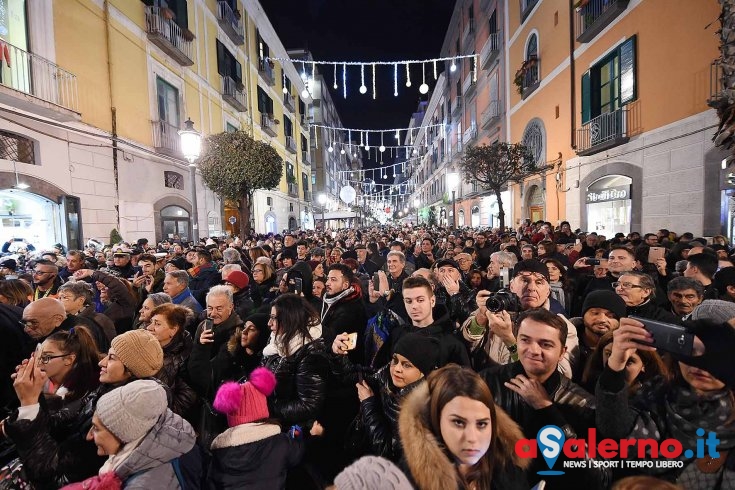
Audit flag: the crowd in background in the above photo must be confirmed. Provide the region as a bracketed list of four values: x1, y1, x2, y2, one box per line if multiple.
[0, 220, 733, 489]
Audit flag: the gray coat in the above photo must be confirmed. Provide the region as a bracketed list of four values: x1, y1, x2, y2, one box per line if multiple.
[116, 409, 196, 489]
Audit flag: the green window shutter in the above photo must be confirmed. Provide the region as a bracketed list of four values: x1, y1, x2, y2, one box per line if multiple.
[215, 40, 225, 77]
[581, 71, 591, 124]
[620, 36, 636, 104]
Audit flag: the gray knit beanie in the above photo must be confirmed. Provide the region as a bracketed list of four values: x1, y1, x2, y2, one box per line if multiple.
[95, 380, 168, 443]
[690, 299, 735, 324]
[334, 456, 413, 490]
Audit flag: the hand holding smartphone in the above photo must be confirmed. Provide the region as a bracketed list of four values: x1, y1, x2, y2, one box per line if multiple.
[629, 316, 694, 355]
[345, 332, 358, 351]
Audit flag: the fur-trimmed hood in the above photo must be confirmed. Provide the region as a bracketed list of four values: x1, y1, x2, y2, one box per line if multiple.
[211, 422, 281, 450]
[398, 383, 529, 490]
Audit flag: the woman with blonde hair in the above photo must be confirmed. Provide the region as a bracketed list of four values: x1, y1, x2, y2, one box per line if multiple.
[399, 364, 529, 490]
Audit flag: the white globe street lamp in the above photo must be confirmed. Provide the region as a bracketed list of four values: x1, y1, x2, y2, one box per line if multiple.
[178, 118, 202, 242]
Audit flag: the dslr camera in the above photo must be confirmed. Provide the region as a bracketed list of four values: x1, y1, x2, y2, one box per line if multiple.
[485, 289, 522, 313]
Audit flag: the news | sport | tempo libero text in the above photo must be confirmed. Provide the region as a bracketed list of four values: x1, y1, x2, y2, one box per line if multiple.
[514, 426, 721, 470]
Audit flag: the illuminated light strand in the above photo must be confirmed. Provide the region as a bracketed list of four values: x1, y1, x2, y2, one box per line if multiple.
[472, 55, 477, 82]
[342, 63, 347, 99]
[393, 63, 398, 96]
[405, 62, 411, 87]
[333, 64, 338, 89]
[360, 64, 366, 93]
[266, 54, 477, 66]
[433, 60, 437, 80]
[310, 122, 444, 134]
[372, 63, 377, 99]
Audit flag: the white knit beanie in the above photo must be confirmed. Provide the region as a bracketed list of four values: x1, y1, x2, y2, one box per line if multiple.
[690, 299, 735, 324]
[95, 380, 168, 443]
[334, 456, 413, 490]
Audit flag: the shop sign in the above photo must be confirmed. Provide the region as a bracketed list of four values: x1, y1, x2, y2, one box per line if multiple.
[586, 185, 631, 204]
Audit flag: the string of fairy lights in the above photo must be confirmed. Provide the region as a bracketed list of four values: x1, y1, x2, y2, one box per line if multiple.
[268, 54, 473, 215]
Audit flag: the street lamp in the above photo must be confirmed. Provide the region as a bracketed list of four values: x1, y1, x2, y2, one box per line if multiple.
[318, 193, 327, 230]
[446, 172, 460, 229]
[413, 197, 420, 225]
[179, 118, 202, 242]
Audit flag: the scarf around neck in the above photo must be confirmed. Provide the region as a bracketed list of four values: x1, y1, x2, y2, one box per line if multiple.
[263, 323, 323, 358]
[320, 286, 355, 322]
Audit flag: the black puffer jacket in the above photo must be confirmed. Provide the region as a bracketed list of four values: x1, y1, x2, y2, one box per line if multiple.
[155, 331, 197, 416]
[89, 270, 137, 334]
[4, 383, 116, 489]
[262, 340, 330, 427]
[189, 264, 221, 305]
[251, 277, 278, 308]
[320, 284, 367, 365]
[233, 289, 255, 320]
[361, 365, 423, 462]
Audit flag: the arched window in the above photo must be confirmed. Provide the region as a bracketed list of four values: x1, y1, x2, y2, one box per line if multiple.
[519, 33, 540, 94]
[458, 209, 465, 227]
[522, 119, 545, 166]
[164, 171, 184, 189]
[471, 206, 480, 227]
[160, 205, 190, 242]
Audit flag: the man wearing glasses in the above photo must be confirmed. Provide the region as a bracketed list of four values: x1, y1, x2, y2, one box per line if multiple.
[613, 271, 680, 323]
[20, 297, 67, 341]
[31, 259, 62, 300]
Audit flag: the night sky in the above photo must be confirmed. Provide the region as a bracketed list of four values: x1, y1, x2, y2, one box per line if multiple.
[261, 0, 456, 173]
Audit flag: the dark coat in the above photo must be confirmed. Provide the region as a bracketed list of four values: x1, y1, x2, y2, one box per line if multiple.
[262, 340, 330, 427]
[374, 304, 470, 369]
[319, 284, 367, 365]
[251, 277, 278, 308]
[156, 331, 197, 416]
[188, 338, 263, 401]
[4, 384, 115, 489]
[189, 264, 222, 305]
[480, 362, 609, 489]
[0, 304, 31, 413]
[627, 299, 681, 324]
[233, 289, 255, 320]
[207, 423, 304, 490]
[59, 314, 111, 353]
[192, 312, 243, 357]
[89, 270, 137, 334]
[361, 365, 422, 462]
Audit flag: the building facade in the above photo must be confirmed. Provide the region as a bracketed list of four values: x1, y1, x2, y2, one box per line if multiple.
[507, 0, 724, 236]
[0, 0, 314, 250]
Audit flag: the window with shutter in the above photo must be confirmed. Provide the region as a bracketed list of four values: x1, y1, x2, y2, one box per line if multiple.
[581, 36, 636, 122]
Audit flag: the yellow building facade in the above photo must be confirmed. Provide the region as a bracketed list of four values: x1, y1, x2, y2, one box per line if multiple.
[0, 0, 313, 248]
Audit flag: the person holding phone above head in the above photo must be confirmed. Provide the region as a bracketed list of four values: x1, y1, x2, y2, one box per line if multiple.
[597, 317, 735, 488]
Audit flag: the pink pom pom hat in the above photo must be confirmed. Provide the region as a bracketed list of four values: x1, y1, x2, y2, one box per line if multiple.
[213, 367, 277, 427]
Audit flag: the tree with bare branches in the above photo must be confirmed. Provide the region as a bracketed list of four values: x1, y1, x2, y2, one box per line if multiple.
[458, 142, 551, 230]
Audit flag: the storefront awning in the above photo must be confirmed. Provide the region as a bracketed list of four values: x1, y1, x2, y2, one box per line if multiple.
[322, 211, 357, 220]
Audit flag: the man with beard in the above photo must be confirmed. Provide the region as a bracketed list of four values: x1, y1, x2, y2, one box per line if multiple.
[570, 290, 626, 383]
[321, 263, 367, 364]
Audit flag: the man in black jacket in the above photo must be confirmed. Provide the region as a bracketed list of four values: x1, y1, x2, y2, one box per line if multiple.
[615, 271, 680, 323]
[480, 308, 608, 489]
[188, 248, 221, 305]
[321, 264, 367, 364]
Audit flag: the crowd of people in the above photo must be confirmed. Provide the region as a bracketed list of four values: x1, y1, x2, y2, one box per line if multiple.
[0, 221, 733, 489]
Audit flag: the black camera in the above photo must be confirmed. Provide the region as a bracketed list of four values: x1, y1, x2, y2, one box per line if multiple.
[586, 258, 600, 265]
[485, 289, 522, 313]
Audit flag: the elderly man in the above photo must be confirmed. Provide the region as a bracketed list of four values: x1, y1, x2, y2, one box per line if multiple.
[21, 297, 67, 341]
[31, 259, 62, 300]
[108, 248, 135, 278]
[614, 271, 679, 323]
[369, 250, 410, 322]
[59, 250, 86, 282]
[455, 252, 474, 283]
[461, 259, 579, 377]
[486, 251, 518, 293]
[667, 276, 704, 320]
[195, 285, 243, 354]
[163, 270, 202, 314]
[355, 243, 378, 276]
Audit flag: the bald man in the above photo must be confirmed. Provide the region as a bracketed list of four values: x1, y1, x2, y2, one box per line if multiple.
[22, 297, 67, 341]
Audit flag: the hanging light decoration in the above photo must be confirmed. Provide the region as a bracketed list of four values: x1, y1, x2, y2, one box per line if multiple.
[359, 64, 367, 94]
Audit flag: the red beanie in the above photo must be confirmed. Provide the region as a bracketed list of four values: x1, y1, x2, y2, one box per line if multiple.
[225, 270, 249, 290]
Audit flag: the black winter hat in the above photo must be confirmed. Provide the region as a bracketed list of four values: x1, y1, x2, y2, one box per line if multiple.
[513, 259, 550, 282]
[582, 290, 627, 319]
[393, 333, 440, 376]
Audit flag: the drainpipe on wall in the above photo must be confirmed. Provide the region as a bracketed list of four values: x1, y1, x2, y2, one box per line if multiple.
[104, 0, 120, 230]
[569, 0, 577, 151]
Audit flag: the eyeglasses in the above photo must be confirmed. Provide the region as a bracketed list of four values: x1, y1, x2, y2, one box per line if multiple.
[32, 270, 54, 276]
[612, 282, 644, 290]
[38, 353, 70, 364]
[19, 319, 40, 328]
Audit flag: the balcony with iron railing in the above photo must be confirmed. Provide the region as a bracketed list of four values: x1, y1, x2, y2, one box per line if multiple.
[0, 41, 79, 121]
[575, 0, 630, 43]
[285, 135, 297, 154]
[216, 1, 244, 45]
[221, 76, 247, 112]
[258, 59, 275, 86]
[260, 113, 277, 137]
[480, 31, 501, 69]
[144, 7, 194, 66]
[462, 125, 478, 146]
[516, 58, 540, 99]
[462, 71, 476, 98]
[151, 120, 181, 156]
[521, 0, 539, 23]
[288, 182, 299, 197]
[283, 93, 295, 113]
[481, 100, 502, 129]
[576, 107, 629, 156]
[462, 19, 475, 50]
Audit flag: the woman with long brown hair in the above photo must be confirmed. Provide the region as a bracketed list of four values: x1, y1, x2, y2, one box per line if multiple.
[399, 364, 529, 490]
